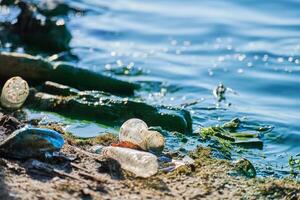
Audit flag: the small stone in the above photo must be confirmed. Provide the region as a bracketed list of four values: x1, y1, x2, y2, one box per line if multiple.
[1, 76, 29, 110]
[234, 158, 256, 178]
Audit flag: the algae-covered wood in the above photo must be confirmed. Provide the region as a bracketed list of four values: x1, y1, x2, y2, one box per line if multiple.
[0, 52, 139, 95]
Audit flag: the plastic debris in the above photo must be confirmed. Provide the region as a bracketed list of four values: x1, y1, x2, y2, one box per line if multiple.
[102, 146, 159, 178]
[213, 83, 227, 102]
[161, 155, 195, 172]
[119, 118, 165, 153]
[111, 141, 142, 150]
[0, 126, 64, 159]
[1, 76, 29, 110]
[173, 155, 195, 168]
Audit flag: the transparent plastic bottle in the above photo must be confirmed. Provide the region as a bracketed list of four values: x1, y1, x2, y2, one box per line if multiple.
[102, 146, 159, 178]
[119, 118, 165, 153]
[1, 76, 29, 109]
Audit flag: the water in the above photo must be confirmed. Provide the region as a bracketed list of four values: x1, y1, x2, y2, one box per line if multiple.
[1, 0, 300, 177]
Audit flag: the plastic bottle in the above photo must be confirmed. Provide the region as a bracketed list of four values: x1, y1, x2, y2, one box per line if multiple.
[1, 76, 29, 109]
[119, 118, 165, 153]
[102, 146, 159, 178]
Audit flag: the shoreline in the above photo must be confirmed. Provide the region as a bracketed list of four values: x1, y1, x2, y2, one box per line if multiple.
[1, 126, 299, 200]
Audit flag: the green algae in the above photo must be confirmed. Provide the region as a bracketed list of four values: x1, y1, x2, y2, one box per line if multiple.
[234, 158, 256, 178]
[28, 82, 192, 133]
[198, 118, 265, 150]
[222, 117, 241, 130]
[188, 146, 212, 161]
[289, 155, 300, 176]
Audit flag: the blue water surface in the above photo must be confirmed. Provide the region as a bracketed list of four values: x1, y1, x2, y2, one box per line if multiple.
[1, 0, 300, 177]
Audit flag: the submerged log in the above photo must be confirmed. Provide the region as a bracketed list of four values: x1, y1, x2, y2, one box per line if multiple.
[0, 52, 139, 95]
[27, 82, 192, 134]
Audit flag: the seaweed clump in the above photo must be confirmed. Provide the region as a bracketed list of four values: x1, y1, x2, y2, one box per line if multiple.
[197, 118, 273, 152]
[289, 155, 300, 176]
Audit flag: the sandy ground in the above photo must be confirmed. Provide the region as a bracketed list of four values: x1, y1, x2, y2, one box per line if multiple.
[0, 128, 299, 200]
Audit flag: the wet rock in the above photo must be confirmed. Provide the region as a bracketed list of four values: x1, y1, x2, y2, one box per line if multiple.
[234, 158, 256, 178]
[29, 90, 192, 133]
[222, 117, 240, 130]
[0, 126, 64, 159]
[36, 0, 84, 17]
[12, 1, 72, 52]
[0, 0, 15, 6]
[1, 76, 29, 110]
[42, 81, 79, 96]
[0, 52, 138, 95]
[233, 138, 263, 150]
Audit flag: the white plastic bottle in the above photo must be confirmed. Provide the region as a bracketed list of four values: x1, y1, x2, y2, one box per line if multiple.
[119, 118, 165, 153]
[1, 76, 29, 109]
[102, 146, 159, 178]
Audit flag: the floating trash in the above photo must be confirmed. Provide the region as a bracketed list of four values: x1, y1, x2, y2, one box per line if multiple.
[119, 118, 165, 154]
[213, 83, 226, 102]
[1, 76, 29, 110]
[0, 126, 64, 159]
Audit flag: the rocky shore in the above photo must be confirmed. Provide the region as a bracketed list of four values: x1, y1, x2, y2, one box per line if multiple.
[0, 126, 299, 200]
